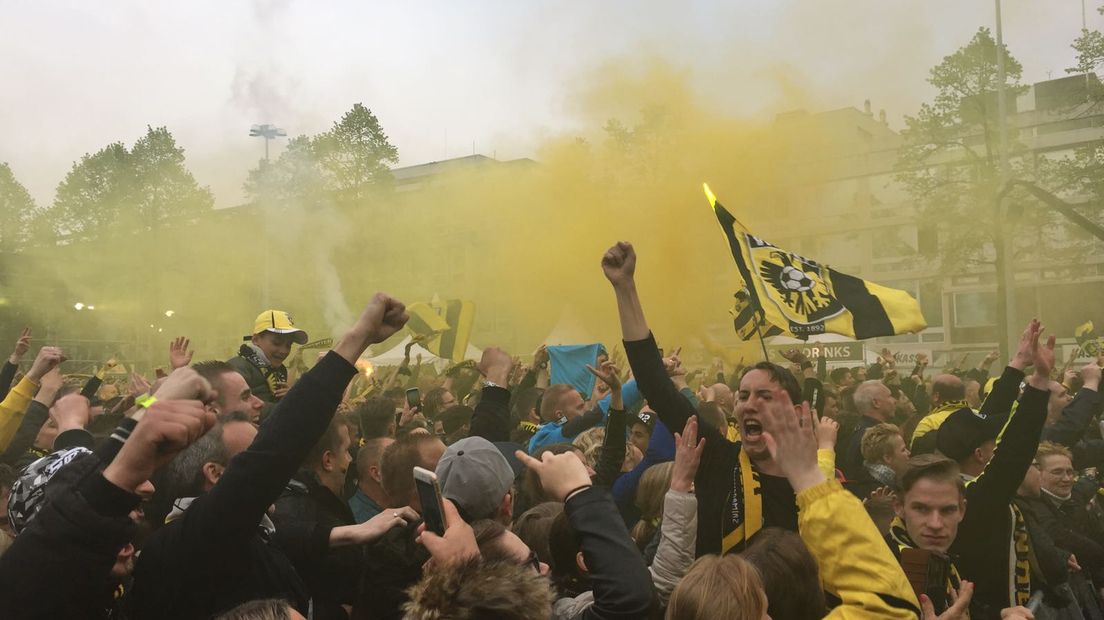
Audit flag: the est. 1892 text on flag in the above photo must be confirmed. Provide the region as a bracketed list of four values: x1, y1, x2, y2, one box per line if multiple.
[705, 183, 926, 340]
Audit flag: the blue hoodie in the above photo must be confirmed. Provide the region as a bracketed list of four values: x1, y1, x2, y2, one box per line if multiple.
[527, 379, 642, 454]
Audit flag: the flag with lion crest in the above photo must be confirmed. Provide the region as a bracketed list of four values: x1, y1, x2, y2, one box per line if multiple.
[705, 184, 926, 340]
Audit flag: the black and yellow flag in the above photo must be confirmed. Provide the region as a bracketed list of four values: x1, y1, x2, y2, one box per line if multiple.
[406, 299, 476, 362]
[731, 287, 783, 341]
[705, 184, 926, 340]
[427, 299, 475, 362]
[1075, 321, 1102, 357]
[406, 303, 451, 338]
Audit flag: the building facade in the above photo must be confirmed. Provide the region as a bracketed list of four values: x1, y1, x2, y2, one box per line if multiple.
[756, 74, 1104, 366]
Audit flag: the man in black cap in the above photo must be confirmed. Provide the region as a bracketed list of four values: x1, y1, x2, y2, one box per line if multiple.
[936, 319, 1052, 619]
[628, 407, 656, 455]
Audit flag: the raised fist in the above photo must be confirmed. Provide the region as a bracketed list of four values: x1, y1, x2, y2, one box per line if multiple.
[601, 241, 637, 287]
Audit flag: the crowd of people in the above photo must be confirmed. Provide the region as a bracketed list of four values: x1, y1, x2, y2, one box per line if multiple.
[0, 241, 1101, 619]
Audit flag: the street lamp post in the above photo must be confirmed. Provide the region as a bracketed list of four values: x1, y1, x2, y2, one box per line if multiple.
[249, 124, 286, 308]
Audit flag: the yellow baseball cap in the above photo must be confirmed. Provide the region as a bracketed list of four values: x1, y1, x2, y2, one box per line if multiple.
[247, 310, 308, 344]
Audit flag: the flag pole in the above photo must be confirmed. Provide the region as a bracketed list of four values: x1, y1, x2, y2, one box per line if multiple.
[752, 312, 771, 362]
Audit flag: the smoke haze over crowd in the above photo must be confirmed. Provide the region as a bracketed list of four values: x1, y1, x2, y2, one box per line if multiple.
[0, 1, 1097, 366]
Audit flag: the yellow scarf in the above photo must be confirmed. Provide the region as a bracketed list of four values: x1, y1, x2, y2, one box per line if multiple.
[719, 449, 836, 553]
[721, 450, 762, 554]
[1011, 504, 1031, 606]
[889, 516, 963, 599]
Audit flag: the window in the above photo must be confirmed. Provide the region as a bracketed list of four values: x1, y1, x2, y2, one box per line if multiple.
[920, 281, 944, 328]
[953, 292, 997, 327]
[871, 225, 918, 260]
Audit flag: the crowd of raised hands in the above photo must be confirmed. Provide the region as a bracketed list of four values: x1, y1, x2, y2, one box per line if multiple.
[0, 242, 1098, 620]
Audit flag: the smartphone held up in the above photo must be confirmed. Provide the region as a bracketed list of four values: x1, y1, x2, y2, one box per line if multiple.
[413, 466, 446, 536]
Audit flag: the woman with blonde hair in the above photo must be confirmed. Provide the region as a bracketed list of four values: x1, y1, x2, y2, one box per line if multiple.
[630, 461, 673, 551]
[571, 426, 605, 469]
[665, 555, 767, 620]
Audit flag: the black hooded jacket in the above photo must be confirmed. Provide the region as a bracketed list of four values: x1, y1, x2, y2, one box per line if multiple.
[128, 352, 357, 619]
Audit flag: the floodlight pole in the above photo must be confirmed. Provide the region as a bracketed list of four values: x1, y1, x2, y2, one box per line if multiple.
[249, 124, 287, 162]
[994, 0, 1017, 361]
[248, 124, 286, 307]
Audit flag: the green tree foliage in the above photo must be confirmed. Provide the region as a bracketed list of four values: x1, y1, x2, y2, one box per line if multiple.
[130, 126, 214, 227]
[1069, 28, 1104, 76]
[1069, 5, 1104, 77]
[896, 27, 1030, 270]
[1053, 4, 1104, 203]
[0, 163, 36, 252]
[243, 135, 329, 209]
[51, 142, 134, 238]
[49, 127, 212, 239]
[314, 103, 398, 203]
[1039, 6, 1104, 241]
[244, 103, 398, 208]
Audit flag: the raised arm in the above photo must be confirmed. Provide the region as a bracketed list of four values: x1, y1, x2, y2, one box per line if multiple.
[0, 346, 64, 450]
[602, 242, 707, 438]
[515, 345, 550, 392]
[965, 350, 999, 387]
[1043, 362, 1103, 449]
[594, 409, 628, 489]
[0, 400, 48, 466]
[516, 448, 655, 619]
[189, 294, 409, 540]
[169, 337, 194, 371]
[80, 356, 118, 402]
[964, 321, 1053, 521]
[977, 324, 1037, 422]
[590, 360, 626, 488]
[759, 390, 919, 619]
[0, 327, 31, 402]
[0, 366, 63, 464]
[0, 396, 213, 617]
[469, 347, 514, 443]
[648, 416, 703, 606]
[604, 241, 649, 342]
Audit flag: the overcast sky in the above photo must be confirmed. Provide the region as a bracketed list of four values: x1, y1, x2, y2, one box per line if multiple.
[0, 1, 1092, 207]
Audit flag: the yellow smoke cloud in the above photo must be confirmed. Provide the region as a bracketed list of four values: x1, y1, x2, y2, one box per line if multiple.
[13, 58, 831, 369]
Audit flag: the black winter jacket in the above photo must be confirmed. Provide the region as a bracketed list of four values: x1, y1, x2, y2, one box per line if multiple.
[272, 469, 361, 620]
[950, 374, 1047, 618]
[128, 351, 357, 619]
[0, 421, 137, 619]
[624, 333, 799, 556]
